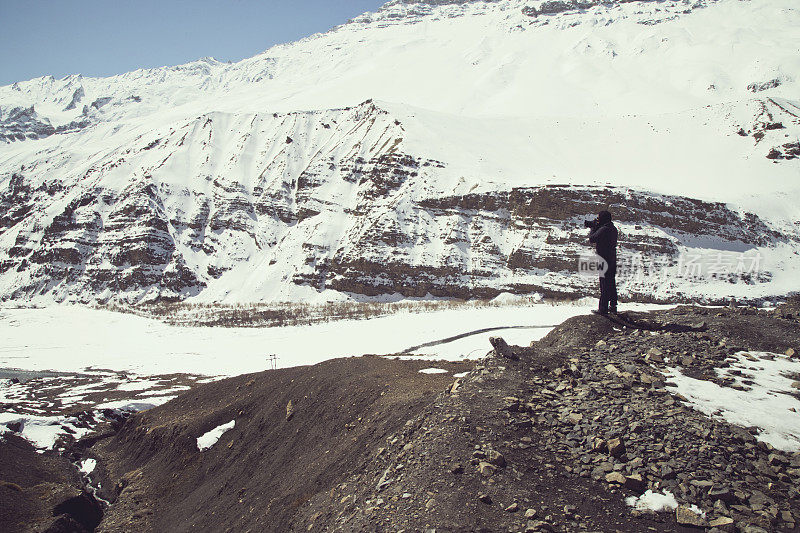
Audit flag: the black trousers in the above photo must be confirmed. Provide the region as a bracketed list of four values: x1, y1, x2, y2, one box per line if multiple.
[599, 261, 617, 312]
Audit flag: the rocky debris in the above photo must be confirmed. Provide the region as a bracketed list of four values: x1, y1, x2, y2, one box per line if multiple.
[767, 141, 800, 160]
[748, 78, 783, 92]
[291, 306, 800, 532]
[676, 505, 706, 527]
[0, 434, 98, 533]
[91, 357, 471, 532]
[17, 306, 798, 532]
[490, 336, 520, 360]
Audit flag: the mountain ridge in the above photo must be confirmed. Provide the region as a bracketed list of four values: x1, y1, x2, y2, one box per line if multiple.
[1, 0, 798, 304]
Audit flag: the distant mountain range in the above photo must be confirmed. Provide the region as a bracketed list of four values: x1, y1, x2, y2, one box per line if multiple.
[1, 0, 798, 304]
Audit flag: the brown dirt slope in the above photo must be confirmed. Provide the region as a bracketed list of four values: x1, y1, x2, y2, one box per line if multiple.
[0, 434, 94, 533]
[94, 357, 470, 533]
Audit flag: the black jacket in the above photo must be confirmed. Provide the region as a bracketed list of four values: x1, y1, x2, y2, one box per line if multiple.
[589, 221, 618, 263]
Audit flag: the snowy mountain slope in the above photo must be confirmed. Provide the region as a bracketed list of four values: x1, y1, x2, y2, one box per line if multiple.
[2, 0, 798, 124]
[0, 0, 798, 304]
[1, 100, 797, 304]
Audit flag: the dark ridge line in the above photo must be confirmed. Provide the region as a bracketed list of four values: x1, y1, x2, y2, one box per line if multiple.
[399, 324, 558, 354]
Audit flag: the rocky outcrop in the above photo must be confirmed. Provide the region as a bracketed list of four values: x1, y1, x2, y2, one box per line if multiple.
[0, 101, 794, 304]
[0, 105, 91, 143]
[293, 306, 800, 532]
[522, 0, 715, 18]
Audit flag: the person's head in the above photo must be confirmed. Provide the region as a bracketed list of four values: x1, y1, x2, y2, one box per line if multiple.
[598, 210, 612, 224]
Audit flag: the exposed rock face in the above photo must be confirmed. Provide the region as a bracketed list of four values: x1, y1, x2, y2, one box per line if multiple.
[0, 101, 794, 304]
[522, 0, 717, 18]
[63, 86, 85, 111]
[0, 105, 91, 143]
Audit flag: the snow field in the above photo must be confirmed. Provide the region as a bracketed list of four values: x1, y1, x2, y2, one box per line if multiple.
[0, 301, 646, 376]
[665, 351, 800, 451]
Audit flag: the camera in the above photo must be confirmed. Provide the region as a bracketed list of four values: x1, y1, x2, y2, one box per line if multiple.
[584, 218, 598, 229]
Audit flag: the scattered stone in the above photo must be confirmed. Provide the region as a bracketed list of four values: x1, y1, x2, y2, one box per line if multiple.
[504, 502, 519, 512]
[645, 347, 664, 363]
[477, 493, 492, 504]
[285, 400, 294, 421]
[486, 449, 506, 468]
[592, 438, 608, 453]
[525, 520, 553, 532]
[738, 526, 768, 533]
[767, 453, 787, 466]
[708, 516, 734, 528]
[478, 461, 497, 476]
[607, 437, 626, 457]
[524, 508, 537, 519]
[490, 337, 519, 360]
[624, 474, 645, 493]
[605, 472, 626, 484]
[676, 505, 707, 527]
[708, 487, 735, 504]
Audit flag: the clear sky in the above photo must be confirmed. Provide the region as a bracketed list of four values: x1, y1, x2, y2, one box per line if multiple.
[0, 0, 388, 86]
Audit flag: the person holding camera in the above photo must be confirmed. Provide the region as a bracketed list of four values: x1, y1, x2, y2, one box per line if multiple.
[585, 210, 618, 315]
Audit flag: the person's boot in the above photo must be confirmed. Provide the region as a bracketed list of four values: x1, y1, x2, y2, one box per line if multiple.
[591, 309, 608, 316]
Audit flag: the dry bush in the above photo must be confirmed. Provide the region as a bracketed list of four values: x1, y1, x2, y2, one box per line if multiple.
[96, 295, 548, 329]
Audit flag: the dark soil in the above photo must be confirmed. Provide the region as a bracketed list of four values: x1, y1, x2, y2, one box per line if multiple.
[93, 357, 471, 533]
[0, 434, 88, 533]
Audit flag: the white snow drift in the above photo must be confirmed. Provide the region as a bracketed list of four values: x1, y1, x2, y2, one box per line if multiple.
[197, 420, 236, 451]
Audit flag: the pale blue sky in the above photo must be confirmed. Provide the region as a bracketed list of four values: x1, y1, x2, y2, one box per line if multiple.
[0, 1, 388, 86]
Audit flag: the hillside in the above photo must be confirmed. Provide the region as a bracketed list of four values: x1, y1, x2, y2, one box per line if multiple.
[1, 0, 799, 304]
[4, 304, 799, 532]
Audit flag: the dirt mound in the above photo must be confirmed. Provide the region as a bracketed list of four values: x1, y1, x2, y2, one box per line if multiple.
[0, 434, 91, 533]
[93, 357, 471, 532]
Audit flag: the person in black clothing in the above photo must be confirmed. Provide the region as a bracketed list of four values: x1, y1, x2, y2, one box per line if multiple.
[587, 210, 618, 315]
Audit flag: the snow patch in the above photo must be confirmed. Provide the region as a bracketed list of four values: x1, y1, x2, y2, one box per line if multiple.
[115, 379, 164, 392]
[197, 420, 235, 451]
[0, 413, 93, 450]
[665, 351, 800, 451]
[0, 303, 665, 376]
[625, 490, 679, 512]
[95, 396, 176, 412]
[80, 458, 96, 475]
[418, 368, 448, 374]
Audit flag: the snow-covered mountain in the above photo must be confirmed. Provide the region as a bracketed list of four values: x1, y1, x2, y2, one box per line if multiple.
[1, 0, 798, 304]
